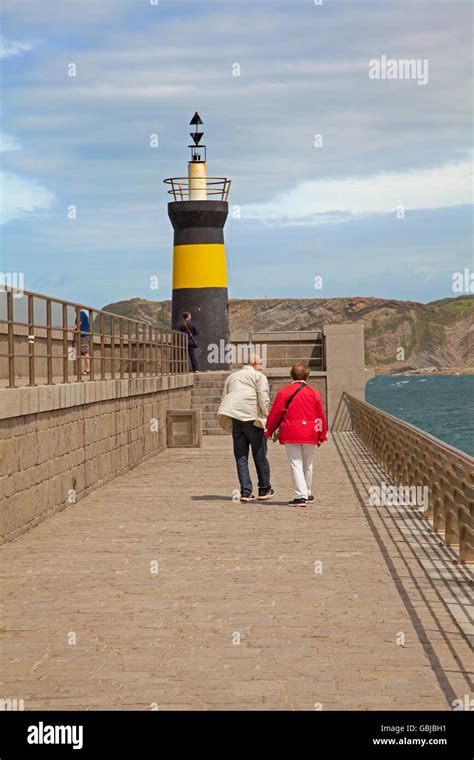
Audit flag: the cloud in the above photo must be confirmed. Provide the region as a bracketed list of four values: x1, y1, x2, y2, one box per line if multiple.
[0, 35, 33, 59]
[0, 132, 21, 151]
[0, 171, 55, 224]
[1, 0, 472, 304]
[0, 133, 55, 223]
[242, 157, 473, 226]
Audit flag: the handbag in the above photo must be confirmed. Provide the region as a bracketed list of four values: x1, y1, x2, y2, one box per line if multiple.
[272, 383, 307, 442]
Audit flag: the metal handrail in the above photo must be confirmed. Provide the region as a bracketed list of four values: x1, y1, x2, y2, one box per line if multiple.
[0, 287, 189, 388]
[164, 176, 231, 202]
[342, 392, 474, 564]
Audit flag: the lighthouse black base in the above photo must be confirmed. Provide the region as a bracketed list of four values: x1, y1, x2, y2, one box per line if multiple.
[172, 287, 229, 372]
[168, 199, 230, 373]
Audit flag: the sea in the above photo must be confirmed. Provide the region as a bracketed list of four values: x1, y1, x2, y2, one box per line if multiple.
[365, 375, 474, 458]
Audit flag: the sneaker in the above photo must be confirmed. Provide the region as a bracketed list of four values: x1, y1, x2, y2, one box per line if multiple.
[257, 488, 275, 501]
[307, 494, 315, 503]
[240, 494, 255, 503]
[288, 497, 307, 507]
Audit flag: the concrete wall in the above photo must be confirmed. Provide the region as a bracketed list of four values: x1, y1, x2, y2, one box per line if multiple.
[229, 325, 373, 429]
[0, 374, 194, 544]
[323, 324, 375, 430]
[230, 330, 323, 370]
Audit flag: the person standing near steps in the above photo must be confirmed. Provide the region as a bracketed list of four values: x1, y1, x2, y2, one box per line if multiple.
[264, 362, 327, 507]
[179, 311, 199, 373]
[217, 354, 274, 504]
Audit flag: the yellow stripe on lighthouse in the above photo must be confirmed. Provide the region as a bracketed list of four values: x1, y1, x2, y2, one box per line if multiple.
[172, 244, 228, 289]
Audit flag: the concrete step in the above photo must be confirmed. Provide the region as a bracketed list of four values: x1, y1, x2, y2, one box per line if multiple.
[192, 392, 225, 400]
[191, 387, 224, 397]
[192, 383, 227, 391]
[191, 393, 222, 404]
[192, 373, 228, 436]
[194, 372, 229, 378]
[193, 375, 228, 383]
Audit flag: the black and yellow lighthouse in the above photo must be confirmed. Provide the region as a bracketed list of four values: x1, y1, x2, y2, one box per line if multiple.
[164, 113, 231, 371]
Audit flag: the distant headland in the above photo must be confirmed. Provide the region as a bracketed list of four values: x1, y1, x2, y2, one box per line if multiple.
[100, 295, 474, 375]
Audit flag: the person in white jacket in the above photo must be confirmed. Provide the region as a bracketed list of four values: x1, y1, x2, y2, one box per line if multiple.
[217, 354, 274, 503]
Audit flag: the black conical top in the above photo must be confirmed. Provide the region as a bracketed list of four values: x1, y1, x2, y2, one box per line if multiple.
[190, 131, 204, 146]
[190, 111, 203, 125]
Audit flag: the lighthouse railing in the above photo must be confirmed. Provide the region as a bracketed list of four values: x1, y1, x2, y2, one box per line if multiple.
[0, 287, 189, 388]
[164, 177, 231, 202]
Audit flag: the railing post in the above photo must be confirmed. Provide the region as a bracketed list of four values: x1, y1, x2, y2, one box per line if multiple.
[62, 302, 69, 383]
[159, 331, 164, 376]
[6, 289, 16, 388]
[89, 309, 94, 382]
[153, 328, 158, 376]
[111, 317, 115, 380]
[146, 325, 151, 376]
[119, 319, 124, 379]
[75, 306, 82, 381]
[27, 293, 36, 387]
[46, 299, 53, 385]
[100, 313, 105, 380]
[137, 324, 141, 377]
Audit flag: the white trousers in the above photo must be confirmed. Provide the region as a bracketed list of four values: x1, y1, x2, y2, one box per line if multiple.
[284, 443, 316, 498]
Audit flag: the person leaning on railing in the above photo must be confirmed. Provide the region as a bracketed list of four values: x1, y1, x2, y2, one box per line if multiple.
[68, 309, 91, 376]
[178, 311, 199, 373]
[264, 362, 327, 507]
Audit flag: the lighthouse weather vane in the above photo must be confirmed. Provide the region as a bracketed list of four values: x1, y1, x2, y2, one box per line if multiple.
[164, 113, 232, 371]
[189, 111, 205, 163]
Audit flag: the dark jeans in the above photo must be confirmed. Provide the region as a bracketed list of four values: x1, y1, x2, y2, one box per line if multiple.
[232, 419, 271, 497]
[188, 345, 198, 372]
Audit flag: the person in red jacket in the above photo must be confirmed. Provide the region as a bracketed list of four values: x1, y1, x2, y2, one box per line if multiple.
[264, 362, 327, 507]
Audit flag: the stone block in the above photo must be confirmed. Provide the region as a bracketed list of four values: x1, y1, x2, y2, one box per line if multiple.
[0, 474, 14, 500]
[37, 385, 62, 413]
[85, 458, 100, 488]
[12, 415, 36, 436]
[12, 465, 38, 494]
[0, 418, 15, 440]
[0, 390, 21, 420]
[167, 410, 202, 448]
[36, 428, 58, 465]
[19, 387, 40, 416]
[14, 433, 37, 470]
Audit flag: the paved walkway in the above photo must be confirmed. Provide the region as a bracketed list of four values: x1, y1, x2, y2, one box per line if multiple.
[1, 434, 472, 710]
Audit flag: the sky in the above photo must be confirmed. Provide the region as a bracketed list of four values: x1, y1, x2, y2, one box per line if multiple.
[0, 0, 472, 309]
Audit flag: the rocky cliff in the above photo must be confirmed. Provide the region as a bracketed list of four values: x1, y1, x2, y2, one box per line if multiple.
[100, 295, 474, 373]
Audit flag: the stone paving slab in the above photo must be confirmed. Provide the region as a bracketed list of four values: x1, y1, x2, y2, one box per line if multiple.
[0, 433, 472, 711]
